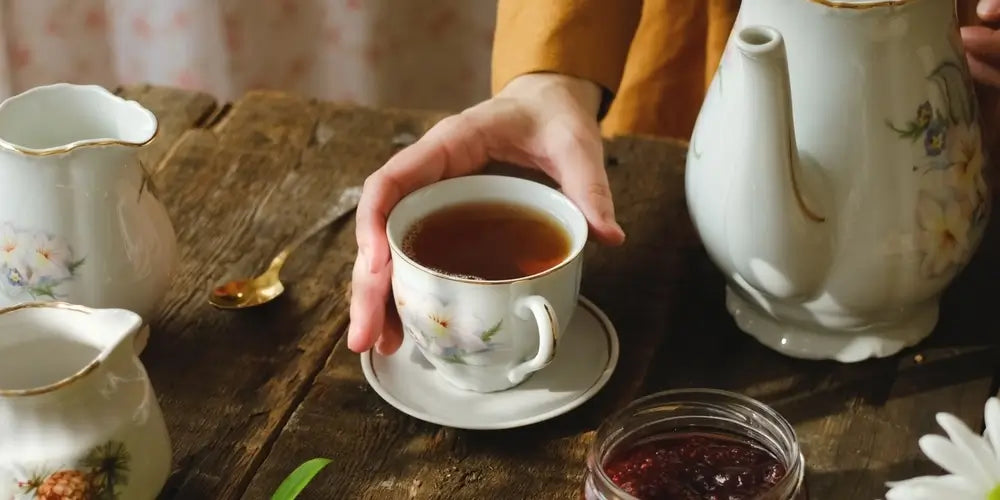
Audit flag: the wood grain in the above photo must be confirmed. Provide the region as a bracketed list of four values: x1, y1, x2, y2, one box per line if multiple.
[121, 85, 1000, 500]
[125, 89, 458, 499]
[636, 206, 1000, 498]
[241, 131, 697, 498]
[116, 84, 219, 171]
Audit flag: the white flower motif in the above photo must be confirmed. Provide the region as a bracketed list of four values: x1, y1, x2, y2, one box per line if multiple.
[917, 195, 970, 278]
[394, 286, 491, 359]
[410, 297, 488, 354]
[24, 232, 71, 284]
[886, 398, 1000, 500]
[0, 223, 26, 269]
[946, 123, 988, 207]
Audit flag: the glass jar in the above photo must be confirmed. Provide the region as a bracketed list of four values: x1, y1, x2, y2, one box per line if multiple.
[584, 388, 807, 500]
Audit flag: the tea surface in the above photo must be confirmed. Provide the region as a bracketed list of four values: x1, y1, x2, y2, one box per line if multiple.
[402, 201, 571, 281]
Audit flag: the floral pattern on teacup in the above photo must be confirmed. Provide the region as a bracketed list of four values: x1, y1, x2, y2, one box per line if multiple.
[8, 440, 130, 500]
[395, 288, 502, 364]
[887, 60, 990, 280]
[0, 223, 84, 300]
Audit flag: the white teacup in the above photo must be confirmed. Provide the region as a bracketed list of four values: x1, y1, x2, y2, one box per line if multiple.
[387, 175, 587, 393]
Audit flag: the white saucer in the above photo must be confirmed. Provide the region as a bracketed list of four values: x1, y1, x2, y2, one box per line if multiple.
[361, 296, 620, 430]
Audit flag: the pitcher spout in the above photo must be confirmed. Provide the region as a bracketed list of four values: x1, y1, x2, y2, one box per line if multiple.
[0, 304, 142, 398]
[725, 26, 831, 300]
[0, 83, 157, 156]
[90, 307, 144, 362]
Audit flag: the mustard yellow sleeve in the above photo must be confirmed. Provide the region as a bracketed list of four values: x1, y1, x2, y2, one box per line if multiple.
[491, 0, 642, 112]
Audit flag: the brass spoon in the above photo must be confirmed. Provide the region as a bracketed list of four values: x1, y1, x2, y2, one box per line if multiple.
[208, 186, 362, 310]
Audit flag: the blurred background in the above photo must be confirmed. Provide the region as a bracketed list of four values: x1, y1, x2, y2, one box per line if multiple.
[0, 0, 497, 111]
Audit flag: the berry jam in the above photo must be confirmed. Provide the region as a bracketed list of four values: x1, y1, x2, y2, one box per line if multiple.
[602, 432, 786, 500]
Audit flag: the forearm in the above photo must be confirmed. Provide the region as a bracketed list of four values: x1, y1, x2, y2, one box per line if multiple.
[498, 72, 602, 120]
[491, 0, 642, 117]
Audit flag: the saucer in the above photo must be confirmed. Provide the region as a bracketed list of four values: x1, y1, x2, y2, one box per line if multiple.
[360, 296, 619, 430]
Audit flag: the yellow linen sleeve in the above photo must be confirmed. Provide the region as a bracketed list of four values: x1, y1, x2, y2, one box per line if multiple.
[491, 0, 642, 117]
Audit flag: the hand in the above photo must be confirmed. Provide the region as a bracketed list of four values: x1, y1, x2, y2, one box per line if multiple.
[347, 73, 627, 356]
[963, 0, 1000, 87]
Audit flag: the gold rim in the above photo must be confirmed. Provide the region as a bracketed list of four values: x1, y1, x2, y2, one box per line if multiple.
[809, 0, 917, 8]
[0, 302, 99, 398]
[389, 240, 583, 285]
[0, 125, 158, 157]
[386, 177, 589, 286]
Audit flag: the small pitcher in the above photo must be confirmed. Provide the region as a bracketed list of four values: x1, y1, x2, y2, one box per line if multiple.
[0, 303, 171, 500]
[0, 84, 179, 352]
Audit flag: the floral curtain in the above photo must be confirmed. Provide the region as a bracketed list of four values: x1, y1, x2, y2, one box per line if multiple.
[0, 0, 497, 111]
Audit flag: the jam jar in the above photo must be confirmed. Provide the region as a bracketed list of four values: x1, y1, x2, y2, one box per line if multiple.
[584, 389, 806, 500]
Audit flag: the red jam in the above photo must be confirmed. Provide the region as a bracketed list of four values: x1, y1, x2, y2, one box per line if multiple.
[602, 432, 786, 500]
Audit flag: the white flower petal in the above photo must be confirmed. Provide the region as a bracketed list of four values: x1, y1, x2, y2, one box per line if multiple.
[931, 252, 952, 277]
[943, 202, 971, 249]
[985, 398, 1000, 457]
[920, 169, 950, 194]
[452, 332, 488, 352]
[920, 435, 996, 489]
[917, 196, 945, 231]
[887, 474, 983, 500]
[937, 412, 1000, 482]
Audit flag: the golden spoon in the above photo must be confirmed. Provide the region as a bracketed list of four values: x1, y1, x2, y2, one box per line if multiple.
[208, 186, 362, 310]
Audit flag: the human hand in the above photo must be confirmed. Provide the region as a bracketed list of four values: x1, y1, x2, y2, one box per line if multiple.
[347, 73, 626, 356]
[962, 0, 1000, 87]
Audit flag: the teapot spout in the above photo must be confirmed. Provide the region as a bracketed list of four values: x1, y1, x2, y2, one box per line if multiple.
[726, 26, 831, 300]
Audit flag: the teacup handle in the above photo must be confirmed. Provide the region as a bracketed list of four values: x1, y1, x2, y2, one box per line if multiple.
[507, 295, 558, 385]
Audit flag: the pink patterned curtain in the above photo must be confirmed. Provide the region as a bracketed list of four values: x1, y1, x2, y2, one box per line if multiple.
[0, 0, 497, 111]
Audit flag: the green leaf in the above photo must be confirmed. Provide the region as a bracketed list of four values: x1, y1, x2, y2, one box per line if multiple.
[271, 458, 332, 500]
[928, 61, 973, 125]
[480, 319, 502, 342]
[442, 353, 467, 364]
[68, 257, 86, 275]
[29, 285, 57, 300]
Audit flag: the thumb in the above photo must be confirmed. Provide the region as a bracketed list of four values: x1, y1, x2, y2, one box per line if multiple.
[979, 0, 1000, 21]
[544, 124, 626, 246]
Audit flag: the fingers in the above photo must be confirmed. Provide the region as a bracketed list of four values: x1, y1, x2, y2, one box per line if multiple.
[979, 0, 1000, 22]
[347, 251, 392, 353]
[969, 53, 1000, 88]
[962, 26, 1000, 88]
[543, 121, 626, 246]
[354, 111, 490, 275]
[350, 110, 494, 354]
[963, 26, 1000, 62]
[376, 298, 404, 355]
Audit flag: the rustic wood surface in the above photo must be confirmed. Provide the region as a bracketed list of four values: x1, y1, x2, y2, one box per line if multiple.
[120, 84, 1000, 500]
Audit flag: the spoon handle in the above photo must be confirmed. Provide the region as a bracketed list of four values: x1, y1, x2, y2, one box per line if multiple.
[268, 185, 363, 272]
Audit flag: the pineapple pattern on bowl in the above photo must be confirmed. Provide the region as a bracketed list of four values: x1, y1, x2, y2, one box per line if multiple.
[0, 223, 84, 301]
[886, 60, 990, 280]
[395, 288, 504, 365]
[12, 440, 129, 500]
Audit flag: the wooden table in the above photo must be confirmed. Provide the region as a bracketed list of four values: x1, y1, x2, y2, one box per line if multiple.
[121, 84, 1000, 500]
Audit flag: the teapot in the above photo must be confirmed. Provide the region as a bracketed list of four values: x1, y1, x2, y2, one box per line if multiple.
[0, 303, 171, 499]
[0, 84, 178, 351]
[685, 0, 990, 361]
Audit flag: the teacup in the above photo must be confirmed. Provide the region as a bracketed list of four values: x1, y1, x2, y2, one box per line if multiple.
[387, 175, 587, 393]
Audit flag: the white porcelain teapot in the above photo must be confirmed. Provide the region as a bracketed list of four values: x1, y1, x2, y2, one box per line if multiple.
[685, 0, 990, 361]
[0, 303, 171, 499]
[0, 84, 177, 350]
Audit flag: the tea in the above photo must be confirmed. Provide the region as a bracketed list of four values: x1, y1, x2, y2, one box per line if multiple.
[402, 201, 571, 281]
